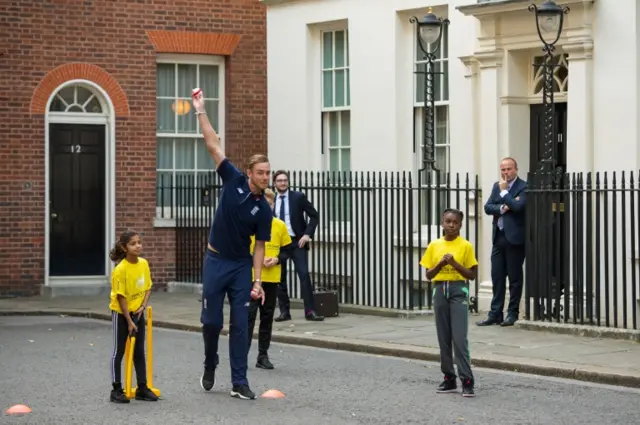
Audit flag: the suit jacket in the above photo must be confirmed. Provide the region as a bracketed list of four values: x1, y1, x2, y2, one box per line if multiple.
[484, 177, 527, 246]
[280, 190, 319, 250]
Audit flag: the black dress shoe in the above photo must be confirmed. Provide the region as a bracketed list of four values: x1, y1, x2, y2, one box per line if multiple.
[274, 313, 291, 322]
[305, 311, 324, 321]
[476, 317, 502, 326]
[500, 316, 517, 326]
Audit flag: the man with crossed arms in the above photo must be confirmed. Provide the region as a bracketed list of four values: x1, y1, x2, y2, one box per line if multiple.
[477, 157, 527, 327]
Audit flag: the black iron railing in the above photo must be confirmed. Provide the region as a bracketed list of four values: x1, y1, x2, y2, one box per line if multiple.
[156, 171, 481, 311]
[525, 171, 640, 329]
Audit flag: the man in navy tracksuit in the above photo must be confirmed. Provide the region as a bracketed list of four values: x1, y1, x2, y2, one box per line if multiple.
[191, 89, 273, 401]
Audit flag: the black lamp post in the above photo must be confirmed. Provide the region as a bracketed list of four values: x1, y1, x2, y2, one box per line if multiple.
[410, 10, 450, 308]
[527, 1, 570, 322]
[529, 1, 569, 174]
[410, 9, 449, 173]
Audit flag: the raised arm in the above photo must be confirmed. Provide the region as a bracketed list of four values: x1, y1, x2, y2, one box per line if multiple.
[192, 88, 225, 167]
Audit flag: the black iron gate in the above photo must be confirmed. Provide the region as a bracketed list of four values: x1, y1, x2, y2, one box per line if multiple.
[525, 170, 640, 329]
[525, 171, 568, 321]
[159, 170, 481, 312]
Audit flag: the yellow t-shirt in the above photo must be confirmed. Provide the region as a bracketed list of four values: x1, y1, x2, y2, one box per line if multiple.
[419, 236, 478, 282]
[109, 257, 153, 313]
[250, 218, 293, 283]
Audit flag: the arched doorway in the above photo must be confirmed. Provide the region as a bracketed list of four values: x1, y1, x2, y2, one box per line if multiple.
[45, 81, 115, 287]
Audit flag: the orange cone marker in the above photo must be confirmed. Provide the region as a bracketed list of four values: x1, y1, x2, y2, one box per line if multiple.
[260, 389, 285, 399]
[5, 404, 32, 415]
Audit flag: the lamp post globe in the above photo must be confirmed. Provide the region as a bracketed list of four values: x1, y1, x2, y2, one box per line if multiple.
[529, 1, 569, 46]
[418, 11, 442, 46]
[538, 1, 563, 32]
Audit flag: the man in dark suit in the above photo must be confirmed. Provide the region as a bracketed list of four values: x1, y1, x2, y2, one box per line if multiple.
[477, 157, 527, 327]
[271, 170, 324, 322]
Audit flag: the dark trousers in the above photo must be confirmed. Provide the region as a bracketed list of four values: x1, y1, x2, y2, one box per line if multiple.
[110, 310, 146, 386]
[247, 282, 278, 358]
[200, 250, 252, 386]
[433, 281, 473, 381]
[277, 243, 315, 315]
[489, 229, 526, 320]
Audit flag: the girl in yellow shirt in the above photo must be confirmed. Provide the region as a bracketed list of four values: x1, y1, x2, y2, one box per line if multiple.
[420, 208, 478, 397]
[108, 230, 158, 404]
[248, 189, 293, 369]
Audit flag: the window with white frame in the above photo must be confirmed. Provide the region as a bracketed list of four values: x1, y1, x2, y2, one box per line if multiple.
[322, 29, 351, 221]
[155, 55, 224, 217]
[414, 24, 450, 226]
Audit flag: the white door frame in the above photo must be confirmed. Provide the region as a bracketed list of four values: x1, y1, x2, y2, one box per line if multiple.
[44, 79, 116, 287]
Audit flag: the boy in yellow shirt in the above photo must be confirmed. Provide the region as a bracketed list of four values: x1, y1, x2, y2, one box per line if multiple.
[420, 208, 478, 398]
[248, 188, 293, 369]
[108, 230, 158, 403]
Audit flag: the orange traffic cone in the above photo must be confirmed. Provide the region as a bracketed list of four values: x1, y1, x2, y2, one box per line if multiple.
[5, 404, 32, 415]
[260, 389, 285, 399]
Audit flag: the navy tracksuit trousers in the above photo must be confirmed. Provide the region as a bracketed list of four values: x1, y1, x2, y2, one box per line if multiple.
[200, 250, 252, 385]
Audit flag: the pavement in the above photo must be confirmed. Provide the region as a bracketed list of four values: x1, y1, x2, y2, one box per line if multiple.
[2, 316, 640, 425]
[0, 292, 639, 390]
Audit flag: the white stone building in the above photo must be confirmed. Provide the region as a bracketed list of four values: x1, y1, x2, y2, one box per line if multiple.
[262, 0, 640, 326]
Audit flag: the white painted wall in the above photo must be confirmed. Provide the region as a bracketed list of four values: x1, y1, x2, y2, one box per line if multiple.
[266, 0, 640, 172]
[266, 0, 476, 173]
[591, 0, 639, 173]
[264, 0, 640, 327]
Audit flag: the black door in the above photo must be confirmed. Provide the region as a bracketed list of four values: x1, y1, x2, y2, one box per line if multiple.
[529, 102, 568, 307]
[49, 124, 106, 276]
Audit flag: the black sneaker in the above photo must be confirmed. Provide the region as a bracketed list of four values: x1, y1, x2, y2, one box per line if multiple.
[110, 387, 130, 403]
[135, 385, 159, 401]
[461, 378, 475, 397]
[436, 375, 458, 393]
[200, 367, 216, 391]
[256, 356, 274, 370]
[230, 384, 256, 400]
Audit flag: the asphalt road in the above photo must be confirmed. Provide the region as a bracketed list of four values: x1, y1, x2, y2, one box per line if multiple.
[1, 316, 638, 425]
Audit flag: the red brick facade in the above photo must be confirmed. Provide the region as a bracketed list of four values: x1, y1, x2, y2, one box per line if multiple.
[0, 0, 267, 296]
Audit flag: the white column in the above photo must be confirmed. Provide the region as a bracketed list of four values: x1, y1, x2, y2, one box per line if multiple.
[564, 41, 595, 318]
[457, 55, 480, 258]
[501, 104, 530, 171]
[500, 50, 531, 174]
[451, 59, 478, 176]
[474, 50, 504, 312]
[564, 41, 594, 173]
[499, 50, 530, 316]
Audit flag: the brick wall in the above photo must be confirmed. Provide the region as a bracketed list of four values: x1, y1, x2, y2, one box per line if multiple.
[0, 0, 267, 296]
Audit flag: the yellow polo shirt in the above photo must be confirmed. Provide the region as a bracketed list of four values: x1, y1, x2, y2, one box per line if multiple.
[419, 236, 478, 281]
[250, 217, 292, 283]
[109, 257, 153, 313]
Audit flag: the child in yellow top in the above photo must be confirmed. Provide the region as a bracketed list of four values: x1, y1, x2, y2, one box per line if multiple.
[108, 230, 158, 404]
[420, 208, 478, 398]
[248, 188, 293, 369]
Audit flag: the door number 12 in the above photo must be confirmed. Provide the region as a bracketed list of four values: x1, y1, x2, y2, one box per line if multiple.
[70, 144, 82, 153]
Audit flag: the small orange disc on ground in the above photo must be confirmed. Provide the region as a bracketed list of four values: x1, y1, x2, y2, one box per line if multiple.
[260, 389, 285, 399]
[5, 404, 32, 415]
